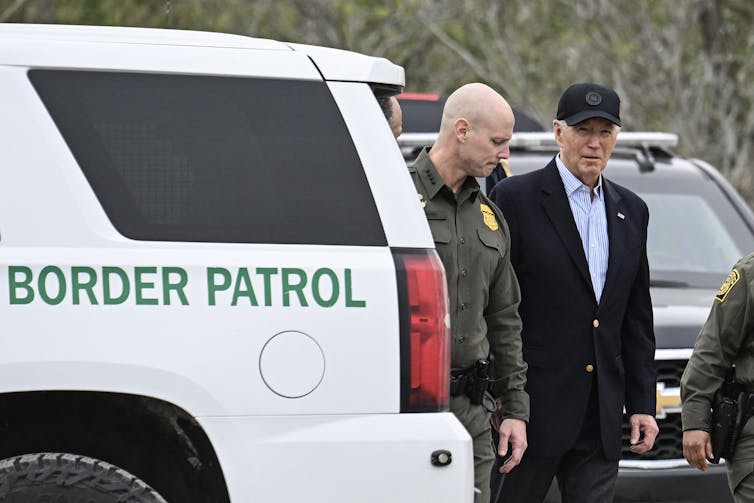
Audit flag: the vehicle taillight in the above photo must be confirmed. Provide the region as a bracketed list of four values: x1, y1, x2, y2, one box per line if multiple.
[392, 248, 450, 412]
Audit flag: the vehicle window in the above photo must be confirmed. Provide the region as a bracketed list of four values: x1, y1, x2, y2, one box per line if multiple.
[611, 177, 754, 288]
[29, 70, 386, 246]
[642, 193, 741, 276]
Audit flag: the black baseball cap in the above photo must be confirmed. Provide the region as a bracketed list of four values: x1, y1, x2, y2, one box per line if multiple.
[556, 82, 621, 127]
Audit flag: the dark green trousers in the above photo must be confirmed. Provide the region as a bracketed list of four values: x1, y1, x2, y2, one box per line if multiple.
[451, 394, 494, 503]
[729, 418, 754, 503]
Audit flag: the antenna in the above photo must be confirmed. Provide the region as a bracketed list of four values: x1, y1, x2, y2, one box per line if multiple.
[164, 0, 172, 28]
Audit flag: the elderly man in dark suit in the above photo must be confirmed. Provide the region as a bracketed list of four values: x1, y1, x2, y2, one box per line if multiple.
[489, 83, 659, 503]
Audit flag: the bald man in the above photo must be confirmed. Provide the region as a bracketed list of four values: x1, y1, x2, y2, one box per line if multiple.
[408, 83, 529, 502]
[377, 95, 403, 139]
[388, 96, 402, 138]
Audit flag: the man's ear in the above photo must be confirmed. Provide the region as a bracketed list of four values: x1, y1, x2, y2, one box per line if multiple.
[455, 118, 470, 142]
[553, 120, 565, 147]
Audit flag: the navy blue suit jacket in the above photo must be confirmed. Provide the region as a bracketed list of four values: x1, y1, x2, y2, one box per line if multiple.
[489, 158, 656, 459]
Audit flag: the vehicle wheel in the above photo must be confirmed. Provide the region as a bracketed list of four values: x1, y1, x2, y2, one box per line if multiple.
[0, 452, 168, 503]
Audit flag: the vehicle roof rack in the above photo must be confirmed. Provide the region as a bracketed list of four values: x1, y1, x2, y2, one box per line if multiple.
[398, 132, 679, 172]
[398, 131, 678, 150]
[508, 132, 678, 150]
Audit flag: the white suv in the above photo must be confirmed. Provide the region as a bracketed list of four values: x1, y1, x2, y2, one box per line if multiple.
[0, 24, 472, 502]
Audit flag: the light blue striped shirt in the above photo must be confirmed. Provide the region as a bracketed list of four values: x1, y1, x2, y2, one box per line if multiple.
[555, 155, 609, 302]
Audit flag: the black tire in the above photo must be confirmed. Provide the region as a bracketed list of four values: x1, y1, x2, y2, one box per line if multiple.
[0, 452, 168, 503]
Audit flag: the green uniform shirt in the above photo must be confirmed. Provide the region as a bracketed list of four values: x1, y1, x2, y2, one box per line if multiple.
[681, 252, 754, 431]
[410, 149, 529, 421]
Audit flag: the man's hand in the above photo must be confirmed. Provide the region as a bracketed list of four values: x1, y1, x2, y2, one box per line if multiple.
[497, 418, 527, 473]
[683, 429, 713, 472]
[628, 413, 659, 454]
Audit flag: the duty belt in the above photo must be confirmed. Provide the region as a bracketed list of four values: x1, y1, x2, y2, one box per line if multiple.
[710, 368, 754, 463]
[449, 372, 471, 397]
[450, 359, 496, 411]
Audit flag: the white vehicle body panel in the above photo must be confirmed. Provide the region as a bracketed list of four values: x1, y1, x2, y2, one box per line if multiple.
[0, 23, 471, 503]
[199, 414, 472, 502]
[287, 41, 405, 85]
[0, 246, 401, 416]
[329, 81, 433, 248]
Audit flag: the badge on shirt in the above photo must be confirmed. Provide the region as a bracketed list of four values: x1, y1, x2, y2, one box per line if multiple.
[480, 204, 498, 231]
[716, 268, 741, 303]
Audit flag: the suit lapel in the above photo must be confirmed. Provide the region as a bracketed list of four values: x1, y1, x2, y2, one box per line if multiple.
[601, 178, 625, 307]
[538, 161, 593, 290]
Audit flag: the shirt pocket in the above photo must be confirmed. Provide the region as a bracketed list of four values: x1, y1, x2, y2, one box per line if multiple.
[476, 227, 505, 275]
[477, 228, 504, 253]
[427, 215, 451, 244]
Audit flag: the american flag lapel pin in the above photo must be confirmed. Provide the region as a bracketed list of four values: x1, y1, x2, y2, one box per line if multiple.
[617, 212, 625, 220]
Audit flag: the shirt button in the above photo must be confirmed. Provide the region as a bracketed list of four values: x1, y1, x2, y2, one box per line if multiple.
[586, 364, 594, 373]
[593, 319, 599, 328]
[460, 303, 467, 311]
[458, 336, 465, 343]
[460, 237, 465, 244]
[461, 268, 468, 277]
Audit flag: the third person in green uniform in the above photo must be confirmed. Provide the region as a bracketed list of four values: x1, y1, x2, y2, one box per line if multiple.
[682, 252, 754, 502]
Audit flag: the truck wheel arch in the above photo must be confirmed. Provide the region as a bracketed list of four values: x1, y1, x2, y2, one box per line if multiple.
[0, 391, 229, 503]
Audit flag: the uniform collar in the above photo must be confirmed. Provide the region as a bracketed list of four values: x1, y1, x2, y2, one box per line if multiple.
[413, 148, 480, 202]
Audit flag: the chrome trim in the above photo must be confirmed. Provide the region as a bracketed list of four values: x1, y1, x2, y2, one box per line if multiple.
[397, 132, 437, 147]
[619, 458, 702, 470]
[655, 348, 693, 360]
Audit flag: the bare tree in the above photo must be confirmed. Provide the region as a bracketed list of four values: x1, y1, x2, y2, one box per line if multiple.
[6, 0, 754, 201]
[407, 0, 754, 201]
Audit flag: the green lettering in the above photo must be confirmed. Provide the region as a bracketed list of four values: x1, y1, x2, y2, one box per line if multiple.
[311, 268, 339, 307]
[38, 265, 66, 305]
[256, 268, 278, 307]
[103, 266, 130, 305]
[344, 268, 366, 308]
[282, 268, 308, 307]
[134, 266, 158, 305]
[207, 267, 232, 306]
[232, 268, 258, 306]
[162, 267, 189, 306]
[8, 266, 34, 305]
[71, 266, 98, 305]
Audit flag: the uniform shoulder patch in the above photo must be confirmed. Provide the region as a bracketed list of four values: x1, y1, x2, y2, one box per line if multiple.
[716, 268, 741, 303]
[480, 203, 498, 231]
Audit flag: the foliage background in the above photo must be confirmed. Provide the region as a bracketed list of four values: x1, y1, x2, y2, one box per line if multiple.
[4, 0, 754, 203]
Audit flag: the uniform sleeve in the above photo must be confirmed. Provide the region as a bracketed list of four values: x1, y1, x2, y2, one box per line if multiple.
[681, 262, 753, 431]
[485, 198, 529, 421]
[621, 203, 657, 416]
